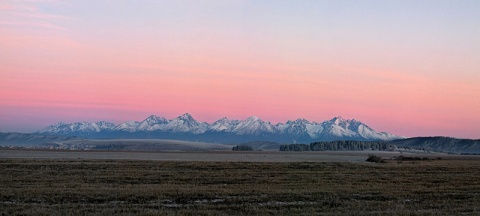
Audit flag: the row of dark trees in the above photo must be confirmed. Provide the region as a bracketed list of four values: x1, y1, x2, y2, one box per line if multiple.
[279, 144, 310, 151]
[280, 141, 395, 151]
[232, 145, 254, 151]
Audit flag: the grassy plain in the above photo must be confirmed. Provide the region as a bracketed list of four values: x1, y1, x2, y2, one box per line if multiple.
[1, 153, 480, 215]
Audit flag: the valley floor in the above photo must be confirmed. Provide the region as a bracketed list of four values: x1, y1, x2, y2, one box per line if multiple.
[0, 149, 470, 162]
[1, 151, 480, 215]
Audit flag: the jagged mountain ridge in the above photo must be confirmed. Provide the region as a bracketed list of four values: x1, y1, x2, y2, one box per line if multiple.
[36, 113, 403, 143]
[38, 121, 115, 135]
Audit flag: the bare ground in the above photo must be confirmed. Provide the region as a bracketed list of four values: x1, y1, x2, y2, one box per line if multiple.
[1, 157, 480, 215]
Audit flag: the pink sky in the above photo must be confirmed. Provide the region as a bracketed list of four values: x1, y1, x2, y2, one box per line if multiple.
[1, 1, 479, 138]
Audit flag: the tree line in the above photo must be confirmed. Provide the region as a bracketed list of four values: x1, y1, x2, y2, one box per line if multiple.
[279, 141, 395, 151]
[232, 145, 254, 151]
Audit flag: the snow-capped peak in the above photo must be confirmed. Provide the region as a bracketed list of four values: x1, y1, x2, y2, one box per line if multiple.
[145, 115, 168, 123]
[217, 117, 230, 122]
[329, 116, 346, 125]
[37, 114, 403, 142]
[135, 115, 169, 131]
[278, 118, 316, 137]
[233, 116, 277, 135]
[164, 113, 207, 134]
[246, 116, 261, 122]
[178, 113, 195, 121]
[95, 121, 116, 130]
[208, 117, 240, 132]
[290, 118, 311, 125]
[114, 120, 140, 132]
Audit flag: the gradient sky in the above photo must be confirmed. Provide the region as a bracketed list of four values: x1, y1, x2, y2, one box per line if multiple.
[1, 0, 479, 138]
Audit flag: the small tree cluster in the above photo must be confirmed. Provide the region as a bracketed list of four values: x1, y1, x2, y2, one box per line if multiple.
[366, 154, 385, 163]
[395, 155, 435, 161]
[232, 145, 253, 151]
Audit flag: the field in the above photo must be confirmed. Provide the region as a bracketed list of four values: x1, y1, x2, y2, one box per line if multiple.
[0, 149, 404, 162]
[1, 150, 480, 215]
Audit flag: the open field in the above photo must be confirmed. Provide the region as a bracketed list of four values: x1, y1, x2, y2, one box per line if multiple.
[0, 149, 468, 162]
[1, 153, 480, 215]
[0, 149, 467, 162]
[0, 149, 392, 162]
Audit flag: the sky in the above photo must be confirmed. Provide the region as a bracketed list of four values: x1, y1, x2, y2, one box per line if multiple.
[1, 0, 479, 138]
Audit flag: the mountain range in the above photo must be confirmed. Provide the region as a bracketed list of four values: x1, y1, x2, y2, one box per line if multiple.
[36, 113, 403, 143]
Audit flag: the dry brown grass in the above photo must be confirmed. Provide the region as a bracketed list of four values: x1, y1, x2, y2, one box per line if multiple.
[1, 158, 480, 215]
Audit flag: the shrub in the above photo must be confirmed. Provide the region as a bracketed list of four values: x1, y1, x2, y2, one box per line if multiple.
[366, 154, 385, 163]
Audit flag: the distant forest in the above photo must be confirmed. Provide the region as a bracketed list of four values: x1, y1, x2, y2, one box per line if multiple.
[280, 141, 395, 151]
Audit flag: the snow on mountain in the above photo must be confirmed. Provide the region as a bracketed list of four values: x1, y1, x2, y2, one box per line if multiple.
[305, 124, 324, 138]
[232, 116, 278, 135]
[38, 121, 115, 135]
[277, 118, 312, 136]
[319, 116, 357, 138]
[163, 113, 208, 134]
[96, 121, 116, 130]
[37, 114, 403, 141]
[208, 117, 240, 132]
[135, 115, 169, 131]
[315, 116, 399, 140]
[37, 122, 67, 134]
[113, 120, 140, 132]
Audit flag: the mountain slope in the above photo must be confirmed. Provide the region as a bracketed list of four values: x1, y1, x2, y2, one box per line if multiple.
[0, 132, 82, 147]
[163, 113, 208, 134]
[135, 115, 169, 131]
[391, 137, 480, 153]
[232, 116, 278, 135]
[208, 117, 240, 132]
[315, 117, 399, 141]
[113, 120, 140, 132]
